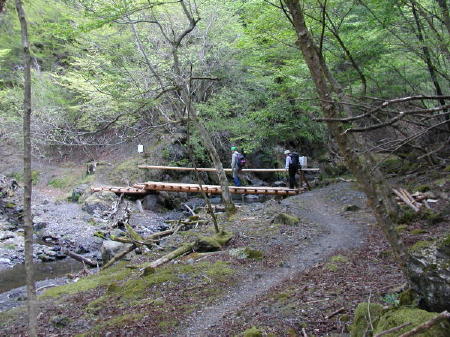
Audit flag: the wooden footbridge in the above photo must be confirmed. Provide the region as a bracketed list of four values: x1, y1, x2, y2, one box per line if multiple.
[91, 165, 319, 196]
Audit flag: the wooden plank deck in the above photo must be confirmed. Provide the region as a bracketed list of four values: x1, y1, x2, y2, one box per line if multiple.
[91, 182, 300, 196]
[133, 181, 300, 195]
[91, 186, 148, 195]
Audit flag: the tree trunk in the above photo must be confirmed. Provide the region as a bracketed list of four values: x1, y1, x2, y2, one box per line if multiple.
[282, 0, 409, 271]
[436, 0, 450, 36]
[15, 0, 37, 336]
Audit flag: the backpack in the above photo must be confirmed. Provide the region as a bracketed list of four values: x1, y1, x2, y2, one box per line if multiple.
[236, 153, 246, 169]
[289, 152, 300, 170]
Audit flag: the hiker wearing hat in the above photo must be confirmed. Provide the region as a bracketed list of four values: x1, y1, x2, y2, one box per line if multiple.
[231, 146, 245, 186]
[284, 150, 300, 189]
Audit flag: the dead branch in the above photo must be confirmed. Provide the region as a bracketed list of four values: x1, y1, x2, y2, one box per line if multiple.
[302, 327, 308, 337]
[65, 250, 97, 267]
[398, 311, 450, 337]
[183, 203, 195, 216]
[326, 306, 345, 319]
[393, 188, 420, 212]
[140, 242, 196, 274]
[374, 322, 412, 337]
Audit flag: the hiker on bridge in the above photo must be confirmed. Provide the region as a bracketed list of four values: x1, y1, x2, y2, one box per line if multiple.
[231, 146, 245, 186]
[284, 149, 300, 189]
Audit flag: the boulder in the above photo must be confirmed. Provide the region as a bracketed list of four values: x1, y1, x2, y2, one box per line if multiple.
[142, 194, 158, 210]
[272, 213, 300, 226]
[100, 240, 132, 264]
[407, 234, 450, 311]
[70, 184, 90, 202]
[82, 191, 118, 215]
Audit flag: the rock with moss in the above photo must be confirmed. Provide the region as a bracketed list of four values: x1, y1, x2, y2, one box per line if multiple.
[229, 247, 264, 260]
[272, 213, 300, 226]
[82, 191, 118, 215]
[407, 235, 450, 311]
[101, 240, 132, 264]
[242, 326, 263, 337]
[350, 302, 384, 337]
[70, 184, 89, 202]
[374, 307, 450, 337]
[195, 231, 233, 252]
[50, 315, 70, 328]
[399, 289, 419, 306]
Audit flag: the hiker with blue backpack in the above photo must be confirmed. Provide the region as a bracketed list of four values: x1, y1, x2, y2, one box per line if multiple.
[231, 146, 246, 186]
[284, 149, 300, 189]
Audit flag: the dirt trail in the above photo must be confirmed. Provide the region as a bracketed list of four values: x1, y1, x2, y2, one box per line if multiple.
[176, 184, 367, 337]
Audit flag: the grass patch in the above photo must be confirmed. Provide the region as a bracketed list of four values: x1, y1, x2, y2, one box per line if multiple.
[75, 313, 144, 337]
[8, 170, 40, 184]
[2, 243, 16, 250]
[41, 262, 132, 298]
[330, 255, 348, 263]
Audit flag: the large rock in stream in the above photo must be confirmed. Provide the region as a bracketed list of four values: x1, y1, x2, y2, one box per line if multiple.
[407, 235, 450, 312]
[101, 240, 132, 264]
[82, 191, 118, 215]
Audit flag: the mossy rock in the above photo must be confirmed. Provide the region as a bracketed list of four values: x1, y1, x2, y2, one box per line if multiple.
[50, 315, 70, 328]
[350, 302, 384, 337]
[229, 247, 264, 260]
[242, 326, 263, 337]
[398, 289, 419, 306]
[408, 240, 433, 254]
[272, 213, 300, 226]
[374, 308, 450, 337]
[195, 231, 233, 252]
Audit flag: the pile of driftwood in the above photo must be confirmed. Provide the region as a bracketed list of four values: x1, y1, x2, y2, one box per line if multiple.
[392, 188, 438, 212]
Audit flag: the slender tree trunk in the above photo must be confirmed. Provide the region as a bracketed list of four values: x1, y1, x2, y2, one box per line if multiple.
[436, 0, 450, 36]
[283, 0, 409, 272]
[15, 1, 37, 335]
[0, 0, 6, 13]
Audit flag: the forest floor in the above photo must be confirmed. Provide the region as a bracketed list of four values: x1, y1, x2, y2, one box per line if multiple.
[0, 182, 412, 337]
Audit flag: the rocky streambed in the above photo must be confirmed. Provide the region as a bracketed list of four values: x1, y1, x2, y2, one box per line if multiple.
[0, 175, 202, 311]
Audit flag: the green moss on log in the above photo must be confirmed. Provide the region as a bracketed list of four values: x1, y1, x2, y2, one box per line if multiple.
[374, 308, 450, 337]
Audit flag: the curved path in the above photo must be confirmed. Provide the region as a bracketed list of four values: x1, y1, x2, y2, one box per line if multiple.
[175, 183, 368, 337]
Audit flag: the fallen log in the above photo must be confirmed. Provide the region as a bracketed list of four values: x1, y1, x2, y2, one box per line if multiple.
[140, 242, 196, 273]
[325, 306, 345, 319]
[374, 322, 412, 337]
[102, 244, 136, 270]
[398, 310, 450, 337]
[65, 250, 97, 267]
[393, 188, 420, 212]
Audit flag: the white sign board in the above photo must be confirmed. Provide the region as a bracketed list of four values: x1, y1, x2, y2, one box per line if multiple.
[299, 156, 307, 167]
[137, 144, 144, 153]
